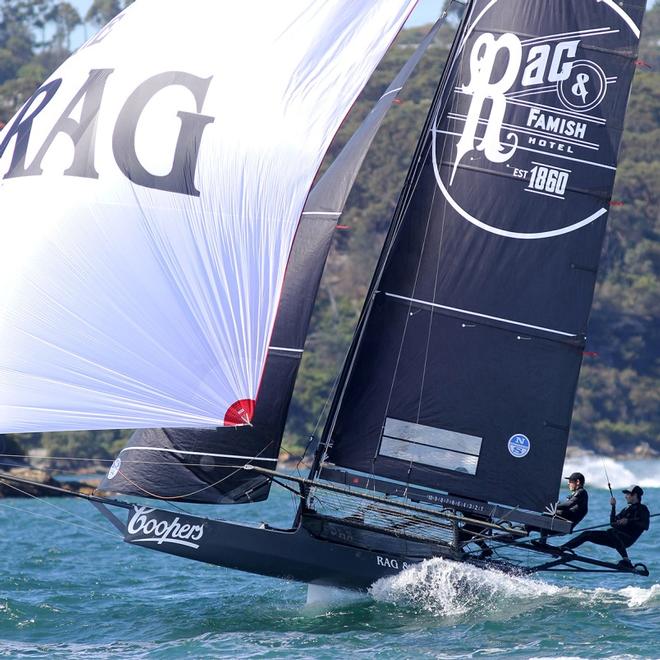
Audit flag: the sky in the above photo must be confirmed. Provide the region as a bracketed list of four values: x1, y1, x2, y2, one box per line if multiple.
[64, 0, 655, 51]
[68, 0, 656, 28]
[408, 0, 447, 25]
[68, 0, 444, 25]
[66, 0, 446, 48]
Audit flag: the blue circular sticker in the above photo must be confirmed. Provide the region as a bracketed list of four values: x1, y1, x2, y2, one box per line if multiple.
[508, 434, 530, 458]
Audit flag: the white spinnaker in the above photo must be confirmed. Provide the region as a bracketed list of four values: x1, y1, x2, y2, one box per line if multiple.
[0, 0, 417, 432]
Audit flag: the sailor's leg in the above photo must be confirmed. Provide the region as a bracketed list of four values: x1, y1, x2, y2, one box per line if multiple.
[609, 530, 631, 559]
[561, 530, 611, 551]
[475, 539, 492, 559]
[459, 522, 492, 559]
[562, 529, 633, 563]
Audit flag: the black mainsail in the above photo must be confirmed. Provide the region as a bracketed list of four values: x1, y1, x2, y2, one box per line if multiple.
[317, 0, 646, 514]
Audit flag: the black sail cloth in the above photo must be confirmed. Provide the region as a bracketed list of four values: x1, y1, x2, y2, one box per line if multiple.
[323, 0, 645, 513]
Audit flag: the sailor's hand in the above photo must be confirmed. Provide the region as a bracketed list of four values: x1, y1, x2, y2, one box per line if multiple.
[544, 502, 559, 516]
[610, 497, 616, 506]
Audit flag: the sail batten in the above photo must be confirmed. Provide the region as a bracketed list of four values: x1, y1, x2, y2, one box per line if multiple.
[382, 292, 580, 338]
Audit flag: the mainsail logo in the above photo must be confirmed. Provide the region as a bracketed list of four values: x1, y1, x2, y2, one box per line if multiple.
[432, 0, 641, 240]
[557, 61, 608, 112]
[449, 32, 578, 185]
[508, 434, 530, 458]
[126, 506, 205, 549]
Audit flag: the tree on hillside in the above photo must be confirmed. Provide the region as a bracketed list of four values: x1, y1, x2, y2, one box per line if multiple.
[50, 1, 81, 50]
[85, 0, 123, 27]
[0, 1, 34, 84]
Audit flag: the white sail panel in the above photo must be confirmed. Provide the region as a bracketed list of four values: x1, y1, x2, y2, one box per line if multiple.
[0, 0, 417, 432]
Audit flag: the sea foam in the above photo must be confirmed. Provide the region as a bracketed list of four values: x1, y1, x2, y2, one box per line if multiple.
[369, 557, 566, 618]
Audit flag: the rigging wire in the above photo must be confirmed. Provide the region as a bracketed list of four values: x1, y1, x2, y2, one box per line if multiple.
[304, 3, 468, 494]
[601, 460, 614, 498]
[0, 478, 121, 540]
[0, 457, 270, 469]
[1, 435, 278, 505]
[0, 453, 114, 464]
[307, 3, 462, 485]
[416, 189, 448, 426]
[293, 366, 346, 478]
[566, 513, 660, 535]
[112, 467, 242, 501]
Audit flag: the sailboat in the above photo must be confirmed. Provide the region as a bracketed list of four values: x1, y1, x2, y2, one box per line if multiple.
[0, 0, 650, 589]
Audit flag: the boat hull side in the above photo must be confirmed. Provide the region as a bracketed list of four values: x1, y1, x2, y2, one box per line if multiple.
[119, 504, 453, 590]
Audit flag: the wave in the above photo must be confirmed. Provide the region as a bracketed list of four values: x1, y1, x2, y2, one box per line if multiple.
[369, 557, 566, 618]
[588, 583, 660, 609]
[562, 454, 660, 489]
[369, 558, 660, 618]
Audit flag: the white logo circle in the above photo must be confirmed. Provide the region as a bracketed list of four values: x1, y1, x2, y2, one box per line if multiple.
[107, 457, 121, 480]
[557, 60, 608, 112]
[508, 434, 530, 458]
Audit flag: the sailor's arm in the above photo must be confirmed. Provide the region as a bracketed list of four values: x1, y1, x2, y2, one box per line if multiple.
[555, 498, 573, 514]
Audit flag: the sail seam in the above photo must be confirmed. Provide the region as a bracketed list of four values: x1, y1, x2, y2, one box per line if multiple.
[383, 292, 578, 337]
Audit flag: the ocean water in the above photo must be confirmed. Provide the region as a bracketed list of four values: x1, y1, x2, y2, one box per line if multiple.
[1, 457, 659, 659]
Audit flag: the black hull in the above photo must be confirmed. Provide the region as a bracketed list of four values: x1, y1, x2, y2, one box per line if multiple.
[94, 501, 650, 590]
[116, 504, 458, 590]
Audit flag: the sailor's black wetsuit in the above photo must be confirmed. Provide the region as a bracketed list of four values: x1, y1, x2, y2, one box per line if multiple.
[562, 501, 650, 559]
[556, 487, 589, 530]
[536, 487, 588, 540]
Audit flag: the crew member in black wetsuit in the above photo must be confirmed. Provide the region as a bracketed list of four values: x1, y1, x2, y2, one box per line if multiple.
[535, 472, 588, 543]
[560, 485, 650, 568]
[555, 472, 589, 530]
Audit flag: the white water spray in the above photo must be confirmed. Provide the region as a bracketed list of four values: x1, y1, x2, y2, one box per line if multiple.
[304, 584, 367, 609]
[369, 558, 566, 618]
[588, 583, 660, 609]
[369, 558, 660, 618]
[562, 454, 660, 489]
